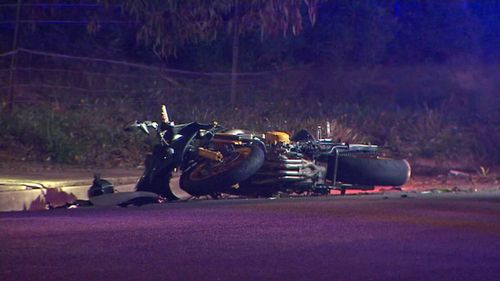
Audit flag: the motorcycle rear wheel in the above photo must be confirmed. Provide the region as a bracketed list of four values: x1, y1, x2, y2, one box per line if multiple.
[334, 156, 411, 186]
[180, 143, 265, 196]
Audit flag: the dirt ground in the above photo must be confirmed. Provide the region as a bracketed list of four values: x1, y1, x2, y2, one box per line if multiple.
[0, 160, 143, 181]
[404, 161, 500, 193]
[1, 160, 498, 194]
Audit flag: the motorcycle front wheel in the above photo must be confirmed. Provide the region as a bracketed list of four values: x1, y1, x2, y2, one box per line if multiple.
[180, 143, 265, 196]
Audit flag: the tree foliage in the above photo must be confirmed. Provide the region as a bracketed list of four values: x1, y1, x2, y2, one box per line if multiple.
[101, 0, 318, 57]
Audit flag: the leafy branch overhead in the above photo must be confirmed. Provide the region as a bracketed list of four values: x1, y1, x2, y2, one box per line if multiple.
[100, 0, 318, 57]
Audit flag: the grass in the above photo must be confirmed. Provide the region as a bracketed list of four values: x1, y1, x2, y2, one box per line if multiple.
[0, 104, 147, 167]
[1, 95, 497, 171]
[1, 62, 498, 171]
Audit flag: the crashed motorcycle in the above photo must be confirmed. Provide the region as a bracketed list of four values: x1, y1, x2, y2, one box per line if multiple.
[127, 105, 265, 200]
[129, 106, 411, 200]
[226, 129, 410, 197]
[120, 105, 410, 200]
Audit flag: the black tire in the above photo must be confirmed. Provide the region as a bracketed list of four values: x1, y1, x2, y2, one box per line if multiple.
[180, 143, 265, 196]
[336, 156, 411, 186]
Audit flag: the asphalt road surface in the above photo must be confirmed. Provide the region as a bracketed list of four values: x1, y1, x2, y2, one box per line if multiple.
[1, 192, 500, 281]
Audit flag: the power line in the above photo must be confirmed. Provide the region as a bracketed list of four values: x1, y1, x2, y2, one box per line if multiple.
[0, 50, 18, 57]
[7, 48, 305, 77]
[0, 3, 127, 25]
[12, 67, 181, 85]
[0, 20, 136, 24]
[0, 3, 110, 8]
[12, 83, 174, 93]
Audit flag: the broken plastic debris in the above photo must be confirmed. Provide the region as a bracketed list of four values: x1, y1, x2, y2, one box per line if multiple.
[449, 170, 471, 179]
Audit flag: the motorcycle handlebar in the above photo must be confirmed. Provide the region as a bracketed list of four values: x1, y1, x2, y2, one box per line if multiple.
[123, 120, 158, 135]
[124, 120, 220, 136]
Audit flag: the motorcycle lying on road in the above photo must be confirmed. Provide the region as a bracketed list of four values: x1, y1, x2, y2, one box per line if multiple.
[225, 129, 411, 197]
[125, 105, 265, 201]
[91, 105, 410, 202]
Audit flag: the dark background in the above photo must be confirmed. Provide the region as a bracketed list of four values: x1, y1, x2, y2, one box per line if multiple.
[0, 0, 499, 169]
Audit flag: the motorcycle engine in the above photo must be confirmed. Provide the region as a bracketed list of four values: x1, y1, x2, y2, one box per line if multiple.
[241, 131, 323, 195]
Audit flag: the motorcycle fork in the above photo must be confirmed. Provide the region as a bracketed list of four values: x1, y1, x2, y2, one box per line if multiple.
[208, 139, 248, 160]
[143, 145, 175, 182]
[197, 147, 223, 162]
[196, 141, 246, 162]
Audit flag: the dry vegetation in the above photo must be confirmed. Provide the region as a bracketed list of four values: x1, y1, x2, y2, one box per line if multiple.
[1, 58, 498, 175]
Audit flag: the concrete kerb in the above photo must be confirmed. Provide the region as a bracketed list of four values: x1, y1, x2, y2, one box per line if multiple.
[0, 176, 139, 212]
